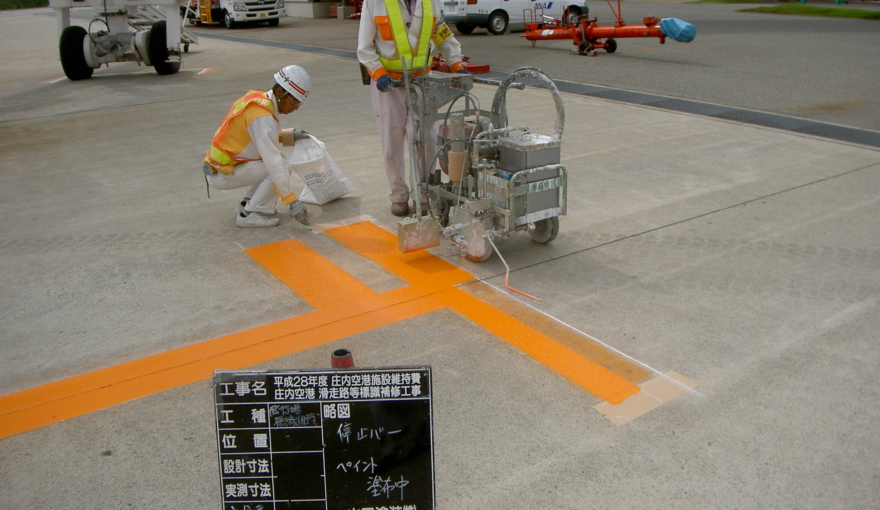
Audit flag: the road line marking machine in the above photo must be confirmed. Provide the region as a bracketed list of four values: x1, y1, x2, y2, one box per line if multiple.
[397, 67, 567, 272]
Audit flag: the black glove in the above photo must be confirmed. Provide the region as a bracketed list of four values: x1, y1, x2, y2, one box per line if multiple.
[293, 129, 310, 141]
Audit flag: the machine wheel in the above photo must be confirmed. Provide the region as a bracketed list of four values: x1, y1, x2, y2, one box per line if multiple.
[530, 217, 559, 244]
[59, 25, 93, 81]
[605, 38, 617, 53]
[268, 18, 279, 27]
[563, 6, 583, 27]
[183, 43, 189, 53]
[577, 40, 593, 55]
[149, 21, 180, 76]
[487, 11, 508, 35]
[224, 11, 236, 29]
[455, 22, 474, 35]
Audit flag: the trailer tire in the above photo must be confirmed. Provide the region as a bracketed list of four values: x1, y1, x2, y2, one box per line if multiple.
[487, 11, 508, 35]
[530, 217, 559, 244]
[224, 11, 236, 29]
[578, 40, 593, 55]
[564, 6, 585, 27]
[59, 26, 93, 81]
[149, 21, 180, 76]
[455, 22, 474, 35]
[604, 38, 617, 53]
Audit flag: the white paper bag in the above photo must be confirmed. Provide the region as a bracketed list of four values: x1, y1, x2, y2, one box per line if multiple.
[288, 135, 356, 205]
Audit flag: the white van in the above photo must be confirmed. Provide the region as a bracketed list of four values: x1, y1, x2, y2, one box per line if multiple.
[442, 0, 588, 35]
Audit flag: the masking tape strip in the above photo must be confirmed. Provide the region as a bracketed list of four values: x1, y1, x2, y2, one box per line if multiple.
[593, 370, 697, 426]
[309, 215, 376, 234]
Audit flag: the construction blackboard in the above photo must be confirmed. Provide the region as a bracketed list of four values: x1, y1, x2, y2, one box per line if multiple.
[213, 367, 434, 510]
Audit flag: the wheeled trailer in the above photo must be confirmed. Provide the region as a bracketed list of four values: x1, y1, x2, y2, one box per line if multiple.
[49, 0, 188, 80]
[521, 0, 695, 55]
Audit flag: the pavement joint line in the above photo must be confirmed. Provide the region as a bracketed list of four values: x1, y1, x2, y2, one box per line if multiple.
[508, 160, 880, 272]
[195, 33, 880, 148]
[40, 67, 215, 84]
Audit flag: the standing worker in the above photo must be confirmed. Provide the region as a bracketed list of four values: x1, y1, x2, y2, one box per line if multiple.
[357, 0, 469, 217]
[203, 65, 312, 228]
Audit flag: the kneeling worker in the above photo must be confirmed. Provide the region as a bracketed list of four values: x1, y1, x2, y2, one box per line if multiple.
[203, 65, 312, 227]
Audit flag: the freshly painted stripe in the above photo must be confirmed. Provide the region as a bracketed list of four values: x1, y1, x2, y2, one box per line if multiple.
[462, 282, 653, 384]
[0, 221, 649, 439]
[246, 238, 378, 309]
[326, 222, 641, 404]
[0, 279, 440, 439]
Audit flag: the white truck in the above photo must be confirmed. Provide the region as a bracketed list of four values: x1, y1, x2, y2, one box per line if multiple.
[442, 0, 589, 35]
[186, 0, 286, 29]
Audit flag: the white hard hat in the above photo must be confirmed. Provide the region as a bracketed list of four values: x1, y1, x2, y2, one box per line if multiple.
[274, 65, 311, 104]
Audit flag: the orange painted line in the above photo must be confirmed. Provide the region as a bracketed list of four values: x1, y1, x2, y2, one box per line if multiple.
[463, 282, 652, 384]
[0, 286, 442, 440]
[436, 288, 638, 404]
[1, 287, 411, 415]
[326, 222, 641, 404]
[246, 238, 378, 309]
[325, 223, 475, 292]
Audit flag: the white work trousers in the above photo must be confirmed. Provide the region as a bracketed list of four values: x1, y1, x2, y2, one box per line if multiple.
[206, 160, 281, 214]
[371, 81, 436, 204]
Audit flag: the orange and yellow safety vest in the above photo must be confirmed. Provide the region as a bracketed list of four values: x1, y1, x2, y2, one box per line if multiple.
[203, 90, 276, 174]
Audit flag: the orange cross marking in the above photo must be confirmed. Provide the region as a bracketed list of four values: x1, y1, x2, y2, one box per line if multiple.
[0, 221, 645, 440]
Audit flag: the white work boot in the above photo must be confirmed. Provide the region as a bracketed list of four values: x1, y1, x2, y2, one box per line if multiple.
[236, 211, 279, 228]
[237, 199, 277, 216]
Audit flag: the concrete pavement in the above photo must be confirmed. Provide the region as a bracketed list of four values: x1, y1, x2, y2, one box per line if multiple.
[1, 6, 879, 509]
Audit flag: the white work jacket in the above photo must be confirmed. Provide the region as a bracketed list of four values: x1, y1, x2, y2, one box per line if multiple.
[357, 0, 463, 80]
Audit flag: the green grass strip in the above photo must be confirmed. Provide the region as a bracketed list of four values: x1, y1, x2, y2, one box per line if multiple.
[690, 0, 770, 4]
[740, 4, 880, 19]
[0, 0, 48, 10]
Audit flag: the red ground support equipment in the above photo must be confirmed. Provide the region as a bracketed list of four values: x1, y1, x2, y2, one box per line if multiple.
[522, 0, 694, 55]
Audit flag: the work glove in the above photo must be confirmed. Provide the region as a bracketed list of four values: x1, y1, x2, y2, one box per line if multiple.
[457, 68, 471, 75]
[293, 129, 310, 141]
[289, 200, 310, 226]
[376, 75, 395, 92]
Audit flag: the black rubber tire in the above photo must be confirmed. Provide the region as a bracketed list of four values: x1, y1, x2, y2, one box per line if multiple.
[530, 217, 559, 244]
[605, 38, 617, 53]
[224, 11, 236, 29]
[149, 21, 180, 76]
[563, 6, 581, 27]
[578, 40, 592, 55]
[268, 18, 279, 27]
[59, 25, 93, 81]
[455, 22, 474, 35]
[487, 11, 508, 35]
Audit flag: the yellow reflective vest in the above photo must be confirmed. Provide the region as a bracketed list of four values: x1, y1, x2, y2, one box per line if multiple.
[377, 0, 434, 73]
[204, 90, 276, 174]
[358, 0, 463, 81]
